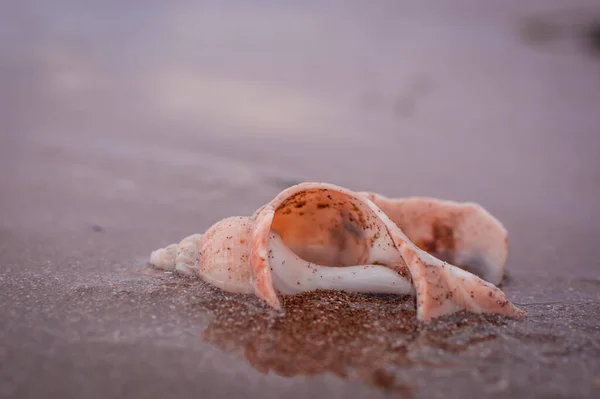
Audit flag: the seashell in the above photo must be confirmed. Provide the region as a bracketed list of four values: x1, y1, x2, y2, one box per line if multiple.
[149, 182, 524, 321]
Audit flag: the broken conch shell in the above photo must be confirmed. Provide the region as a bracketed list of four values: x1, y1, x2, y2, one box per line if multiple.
[149, 182, 525, 322]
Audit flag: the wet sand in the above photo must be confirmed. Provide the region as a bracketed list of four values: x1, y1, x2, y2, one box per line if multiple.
[1, 1, 600, 398]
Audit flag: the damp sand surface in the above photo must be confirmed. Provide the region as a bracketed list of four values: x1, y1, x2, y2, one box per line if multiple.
[2, 1, 600, 398]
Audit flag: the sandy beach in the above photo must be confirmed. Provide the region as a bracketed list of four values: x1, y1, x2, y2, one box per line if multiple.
[1, 1, 600, 398]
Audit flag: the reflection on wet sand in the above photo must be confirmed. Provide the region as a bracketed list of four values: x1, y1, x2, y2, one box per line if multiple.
[196, 288, 504, 393]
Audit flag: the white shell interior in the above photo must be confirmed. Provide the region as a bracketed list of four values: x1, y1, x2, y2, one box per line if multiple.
[267, 188, 412, 295]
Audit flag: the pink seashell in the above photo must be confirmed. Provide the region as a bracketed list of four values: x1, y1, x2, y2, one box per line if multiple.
[149, 182, 524, 321]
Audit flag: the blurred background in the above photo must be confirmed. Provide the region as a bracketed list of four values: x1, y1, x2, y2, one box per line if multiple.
[2, 0, 599, 273]
[1, 1, 600, 398]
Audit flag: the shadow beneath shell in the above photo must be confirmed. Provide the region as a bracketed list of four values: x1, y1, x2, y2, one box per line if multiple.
[195, 288, 506, 394]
